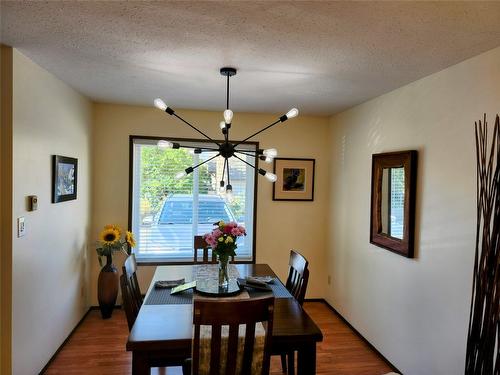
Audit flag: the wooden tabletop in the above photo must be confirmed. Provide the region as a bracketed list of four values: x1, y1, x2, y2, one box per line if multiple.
[127, 264, 323, 353]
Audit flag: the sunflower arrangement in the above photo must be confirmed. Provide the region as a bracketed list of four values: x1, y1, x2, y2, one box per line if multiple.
[96, 224, 136, 266]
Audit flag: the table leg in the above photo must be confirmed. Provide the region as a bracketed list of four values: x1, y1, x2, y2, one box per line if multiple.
[132, 352, 150, 375]
[297, 343, 316, 375]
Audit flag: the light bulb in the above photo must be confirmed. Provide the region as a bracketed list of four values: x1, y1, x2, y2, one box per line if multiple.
[157, 140, 173, 149]
[219, 180, 226, 194]
[154, 98, 168, 111]
[286, 108, 299, 119]
[175, 171, 187, 180]
[223, 109, 233, 124]
[264, 172, 277, 182]
[264, 156, 273, 163]
[225, 189, 234, 203]
[263, 148, 278, 158]
[219, 121, 226, 130]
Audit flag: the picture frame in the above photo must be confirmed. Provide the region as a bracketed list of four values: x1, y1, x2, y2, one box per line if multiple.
[272, 158, 315, 201]
[52, 155, 78, 203]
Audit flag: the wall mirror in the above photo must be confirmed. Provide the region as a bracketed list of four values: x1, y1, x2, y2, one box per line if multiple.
[370, 150, 417, 257]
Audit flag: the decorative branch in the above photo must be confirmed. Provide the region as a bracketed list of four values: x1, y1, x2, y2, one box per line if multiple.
[465, 114, 500, 374]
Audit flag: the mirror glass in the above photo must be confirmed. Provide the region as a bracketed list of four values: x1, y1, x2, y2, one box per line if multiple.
[380, 167, 405, 239]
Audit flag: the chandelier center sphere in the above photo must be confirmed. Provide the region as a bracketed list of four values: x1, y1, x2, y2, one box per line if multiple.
[219, 141, 235, 159]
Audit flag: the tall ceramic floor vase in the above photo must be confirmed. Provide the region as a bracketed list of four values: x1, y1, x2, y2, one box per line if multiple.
[97, 254, 119, 319]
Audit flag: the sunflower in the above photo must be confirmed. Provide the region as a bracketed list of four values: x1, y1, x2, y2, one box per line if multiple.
[99, 227, 120, 245]
[126, 231, 136, 247]
[104, 224, 122, 236]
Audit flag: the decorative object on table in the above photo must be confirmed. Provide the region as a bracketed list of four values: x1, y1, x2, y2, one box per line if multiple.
[153, 67, 299, 200]
[52, 155, 77, 203]
[170, 281, 197, 295]
[196, 278, 242, 297]
[370, 150, 417, 258]
[203, 221, 246, 288]
[95, 224, 136, 319]
[465, 114, 500, 373]
[154, 279, 185, 289]
[237, 278, 271, 291]
[272, 158, 315, 201]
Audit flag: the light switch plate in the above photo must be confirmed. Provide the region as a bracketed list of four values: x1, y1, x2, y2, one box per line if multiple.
[17, 217, 26, 237]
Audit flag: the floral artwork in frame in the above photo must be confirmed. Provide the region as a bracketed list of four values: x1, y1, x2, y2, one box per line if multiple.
[52, 155, 78, 203]
[272, 158, 315, 201]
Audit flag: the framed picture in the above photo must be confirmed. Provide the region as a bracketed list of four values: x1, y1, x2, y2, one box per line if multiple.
[52, 155, 78, 203]
[273, 158, 315, 201]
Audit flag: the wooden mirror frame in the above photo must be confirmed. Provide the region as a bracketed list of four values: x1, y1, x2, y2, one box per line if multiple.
[370, 150, 418, 258]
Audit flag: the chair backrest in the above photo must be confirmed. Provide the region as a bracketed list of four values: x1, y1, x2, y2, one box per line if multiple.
[122, 254, 143, 319]
[194, 235, 217, 263]
[120, 273, 137, 330]
[285, 250, 309, 305]
[191, 297, 274, 375]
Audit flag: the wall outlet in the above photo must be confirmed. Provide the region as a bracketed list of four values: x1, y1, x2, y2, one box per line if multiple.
[17, 217, 26, 237]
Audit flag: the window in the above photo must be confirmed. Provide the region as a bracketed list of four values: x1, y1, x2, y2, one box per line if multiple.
[129, 136, 257, 262]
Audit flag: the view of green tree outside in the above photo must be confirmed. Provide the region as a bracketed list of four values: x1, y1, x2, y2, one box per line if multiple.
[140, 147, 212, 214]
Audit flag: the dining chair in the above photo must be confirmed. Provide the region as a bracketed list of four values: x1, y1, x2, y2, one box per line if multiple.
[183, 296, 275, 375]
[280, 250, 310, 375]
[193, 235, 217, 263]
[194, 235, 235, 263]
[122, 255, 187, 370]
[285, 250, 309, 305]
[119, 273, 136, 330]
[122, 254, 143, 325]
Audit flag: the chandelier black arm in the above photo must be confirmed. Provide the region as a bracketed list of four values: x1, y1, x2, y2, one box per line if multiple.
[221, 157, 227, 183]
[232, 153, 257, 170]
[233, 119, 281, 147]
[225, 158, 231, 186]
[189, 153, 221, 172]
[179, 144, 220, 151]
[234, 147, 259, 153]
[234, 150, 257, 157]
[172, 113, 221, 146]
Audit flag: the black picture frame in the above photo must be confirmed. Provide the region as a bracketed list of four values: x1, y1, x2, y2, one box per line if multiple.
[272, 158, 315, 201]
[52, 155, 78, 203]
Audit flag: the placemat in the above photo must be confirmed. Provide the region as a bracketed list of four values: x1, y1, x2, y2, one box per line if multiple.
[144, 287, 194, 305]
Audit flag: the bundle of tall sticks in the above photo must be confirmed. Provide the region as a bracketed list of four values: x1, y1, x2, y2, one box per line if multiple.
[466, 114, 500, 374]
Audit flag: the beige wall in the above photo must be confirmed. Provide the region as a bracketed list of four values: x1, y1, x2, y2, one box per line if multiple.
[0, 44, 13, 375]
[327, 46, 500, 374]
[91, 104, 330, 303]
[12, 50, 92, 374]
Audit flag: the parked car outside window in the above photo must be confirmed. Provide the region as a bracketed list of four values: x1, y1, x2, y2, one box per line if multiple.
[139, 194, 238, 257]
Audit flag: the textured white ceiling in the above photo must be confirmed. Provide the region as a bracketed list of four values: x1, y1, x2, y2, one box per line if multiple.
[1, 1, 500, 115]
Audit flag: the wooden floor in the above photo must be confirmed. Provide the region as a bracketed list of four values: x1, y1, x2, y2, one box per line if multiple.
[44, 302, 393, 375]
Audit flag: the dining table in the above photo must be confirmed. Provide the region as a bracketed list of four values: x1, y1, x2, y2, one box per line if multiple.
[126, 263, 323, 374]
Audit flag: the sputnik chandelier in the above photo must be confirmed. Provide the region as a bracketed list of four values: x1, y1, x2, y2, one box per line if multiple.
[153, 67, 299, 197]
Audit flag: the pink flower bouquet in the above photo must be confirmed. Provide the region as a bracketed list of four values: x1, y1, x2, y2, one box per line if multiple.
[203, 221, 246, 261]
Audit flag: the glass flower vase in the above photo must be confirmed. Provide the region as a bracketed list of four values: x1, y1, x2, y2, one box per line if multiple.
[218, 257, 229, 288]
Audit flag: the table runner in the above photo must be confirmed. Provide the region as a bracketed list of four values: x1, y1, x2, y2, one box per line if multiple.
[144, 264, 293, 305]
